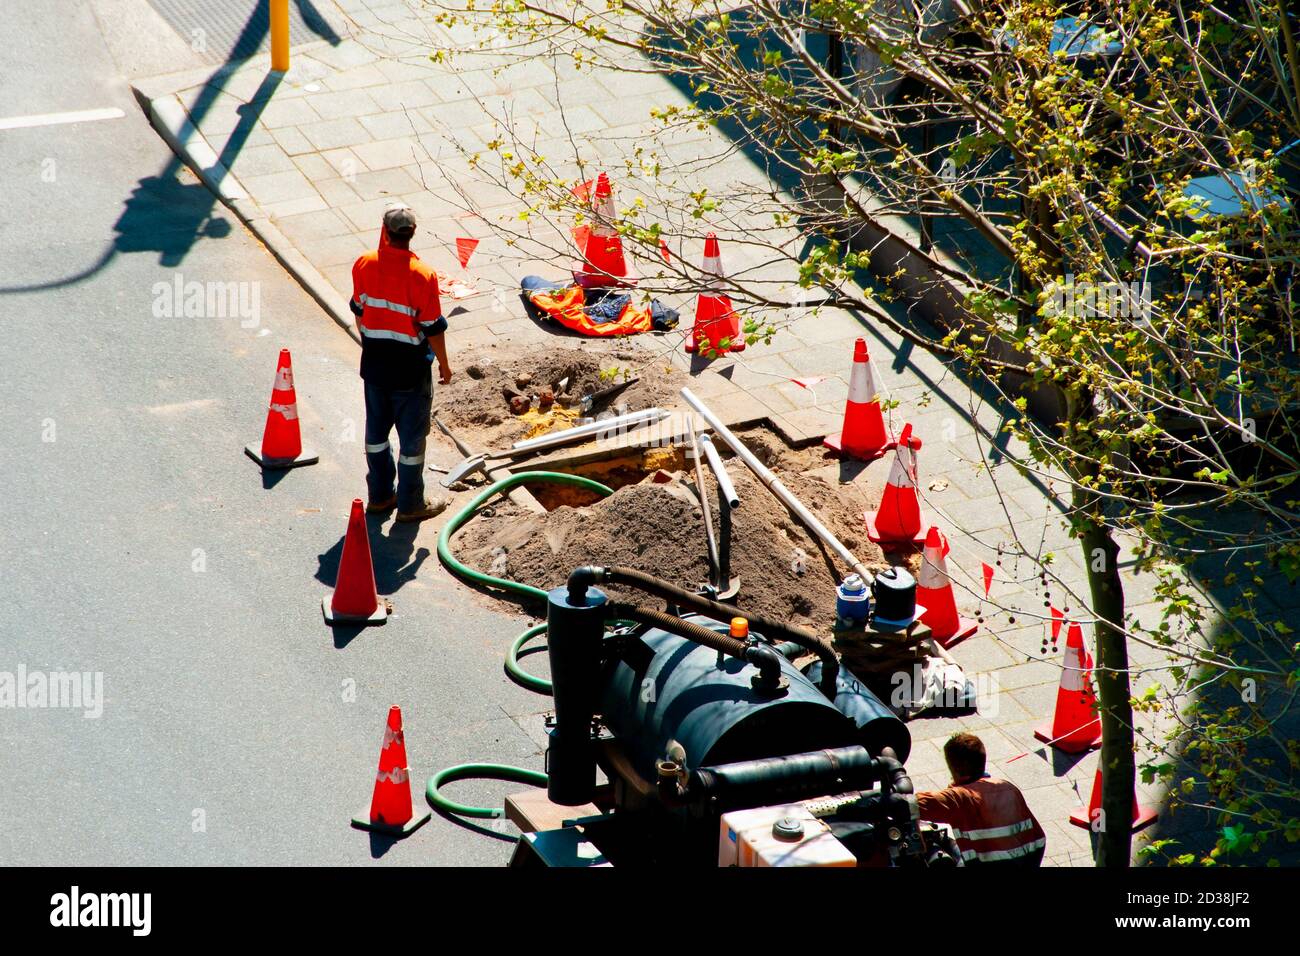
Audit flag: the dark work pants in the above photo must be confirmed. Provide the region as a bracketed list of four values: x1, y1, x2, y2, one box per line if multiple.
[364, 378, 432, 512]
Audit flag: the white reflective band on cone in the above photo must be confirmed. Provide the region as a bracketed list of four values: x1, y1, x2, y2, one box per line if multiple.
[701, 254, 725, 288]
[366, 441, 391, 453]
[917, 547, 949, 589]
[886, 446, 917, 488]
[398, 453, 425, 466]
[1060, 644, 1086, 691]
[275, 367, 294, 389]
[381, 725, 402, 748]
[375, 767, 409, 785]
[269, 403, 298, 420]
[846, 359, 881, 404]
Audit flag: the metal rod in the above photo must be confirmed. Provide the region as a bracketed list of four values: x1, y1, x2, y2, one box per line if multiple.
[689, 428, 720, 590]
[681, 388, 875, 586]
[697, 434, 739, 510]
[509, 407, 669, 454]
[699, 434, 738, 589]
[717, 483, 734, 588]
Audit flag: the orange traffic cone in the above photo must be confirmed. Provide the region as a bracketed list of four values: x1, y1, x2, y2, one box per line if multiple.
[322, 499, 388, 626]
[824, 338, 894, 461]
[916, 526, 979, 648]
[865, 423, 927, 548]
[685, 233, 745, 356]
[1034, 622, 1103, 752]
[351, 705, 431, 837]
[1069, 767, 1158, 831]
[574, 173, 630, 289]
[245, 349, 319, 469]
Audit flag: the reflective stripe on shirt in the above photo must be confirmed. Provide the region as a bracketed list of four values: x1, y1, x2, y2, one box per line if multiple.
[952, 818, 1039, 841]
[358, 325, 425, 346]
[959, 836, 1046, 863]
[358, 293, 419, 318]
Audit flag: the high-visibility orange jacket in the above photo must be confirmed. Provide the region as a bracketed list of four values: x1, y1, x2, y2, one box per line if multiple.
[351, 229, 445, 390]
[918, 778, 1047, 865]
[526, 285, 653, 337]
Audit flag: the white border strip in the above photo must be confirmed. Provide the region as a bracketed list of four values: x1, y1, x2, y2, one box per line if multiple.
[0, 108, 125, 131]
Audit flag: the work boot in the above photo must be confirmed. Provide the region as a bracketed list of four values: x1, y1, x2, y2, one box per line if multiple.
[395, 496, 449, 523]
[366, 494, 398, 514]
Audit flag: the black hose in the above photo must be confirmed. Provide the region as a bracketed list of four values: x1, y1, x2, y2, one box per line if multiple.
[874, 748, 914, 796]
[608, 603, 784, 692]
[686, 746, 917, 810]
[576, 565, 841, 695]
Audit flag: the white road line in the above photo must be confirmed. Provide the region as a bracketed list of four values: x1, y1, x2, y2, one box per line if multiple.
[0, 108, 126, 131]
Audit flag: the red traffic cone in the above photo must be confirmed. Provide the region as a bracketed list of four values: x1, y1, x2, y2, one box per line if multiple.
[245, 349, 319, 469]
[1069, 767, 1158, 831]
[865, 423, 927, 548]
[1034, 622, 1102, 752]
[824, 338, 895, 461]
[916, 526, 979, 648]
[322, 498, 388, 626]
[351, 706, 431, 837]
[685, 233, 745, 356]
[574, 173, 630, 289]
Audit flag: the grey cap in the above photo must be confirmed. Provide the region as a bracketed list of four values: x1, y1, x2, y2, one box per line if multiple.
[383, 202, 416, 234]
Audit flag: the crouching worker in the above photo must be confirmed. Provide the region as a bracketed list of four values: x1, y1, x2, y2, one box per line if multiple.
[917, 732, 1046, 866]
[351, 203, 452, 522]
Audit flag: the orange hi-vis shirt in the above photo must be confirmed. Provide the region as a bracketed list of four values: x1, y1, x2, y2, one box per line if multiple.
[351, 229, 445, 390]
[917, 778, 1047, 865]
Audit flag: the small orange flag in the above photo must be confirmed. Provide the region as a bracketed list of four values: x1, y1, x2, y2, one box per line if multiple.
[455, 237, 479, 268]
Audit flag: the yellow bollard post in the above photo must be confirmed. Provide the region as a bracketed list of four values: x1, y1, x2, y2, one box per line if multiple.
[270, 0, 290, 72]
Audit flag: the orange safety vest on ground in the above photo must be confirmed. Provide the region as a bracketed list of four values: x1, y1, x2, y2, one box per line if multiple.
[917, 778, 1047, 865]
[351, 229, 445, 388]
[525, 285, 653, 338]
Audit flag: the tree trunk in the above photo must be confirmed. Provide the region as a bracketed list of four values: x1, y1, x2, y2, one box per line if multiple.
[1078, 511, 1135, 866]
[1065, 389, 1135, 867]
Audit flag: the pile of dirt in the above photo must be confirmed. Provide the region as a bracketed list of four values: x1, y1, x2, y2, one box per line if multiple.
[433, 346, 685, 451]
[454, 461, 894, 629]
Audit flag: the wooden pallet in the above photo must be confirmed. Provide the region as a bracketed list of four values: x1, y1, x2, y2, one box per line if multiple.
[833, 620, 935, 676]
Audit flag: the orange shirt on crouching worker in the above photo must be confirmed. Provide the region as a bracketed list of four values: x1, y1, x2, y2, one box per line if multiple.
[350, 231, 445, 391]
[917, 777, 1046, 866]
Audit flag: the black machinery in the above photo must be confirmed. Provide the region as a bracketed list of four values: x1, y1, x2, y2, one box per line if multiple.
[508, 566, 962, 867]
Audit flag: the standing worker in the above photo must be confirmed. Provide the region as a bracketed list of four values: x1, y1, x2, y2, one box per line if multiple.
[917, 732, 1047, 866]
[350, 203, 452, 522]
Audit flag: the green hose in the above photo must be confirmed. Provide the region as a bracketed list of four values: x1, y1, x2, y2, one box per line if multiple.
[427, 763, 549, 819]
[506, 623, 552, 693]
[436, 470, 615, 601]
[431, 471, 616, 818]
[507, 620, 640, 695]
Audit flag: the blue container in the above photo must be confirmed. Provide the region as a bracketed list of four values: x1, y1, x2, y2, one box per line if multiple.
[835, 574, 871, 628]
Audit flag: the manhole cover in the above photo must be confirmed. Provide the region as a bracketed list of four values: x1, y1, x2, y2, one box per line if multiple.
[147, 0, 343, 64]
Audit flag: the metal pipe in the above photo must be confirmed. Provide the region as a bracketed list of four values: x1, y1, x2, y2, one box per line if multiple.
[508, 407, 669, 454]
[689, 428, 721, 590]
[697, 434, 739, 509]
[681, 388, 876, 586]
[717, 488, 734, 591]
[698, 434, 739, 589]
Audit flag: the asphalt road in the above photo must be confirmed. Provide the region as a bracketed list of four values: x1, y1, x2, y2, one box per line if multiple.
[0, 1, 546, 865]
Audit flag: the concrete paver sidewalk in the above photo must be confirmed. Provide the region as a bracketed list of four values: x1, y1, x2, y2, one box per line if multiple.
[130, 0, 1230, 865]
